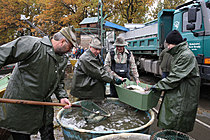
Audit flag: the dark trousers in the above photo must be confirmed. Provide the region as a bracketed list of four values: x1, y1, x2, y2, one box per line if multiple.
[11, 123, 55, 140]
[109, 83, 118, 98]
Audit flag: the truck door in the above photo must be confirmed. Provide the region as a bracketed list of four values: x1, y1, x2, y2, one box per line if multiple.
[203, 6, 210, 65]
[183, 7, 203, 63]
[173, 7, 204, 63]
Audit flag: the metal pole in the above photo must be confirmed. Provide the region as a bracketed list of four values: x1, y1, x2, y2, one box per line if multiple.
[100, 0, 104, 47]
[98, 0, 105, 63]
[98, 0, 104, 46]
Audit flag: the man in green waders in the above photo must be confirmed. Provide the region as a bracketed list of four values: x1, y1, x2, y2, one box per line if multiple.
[70, 37, 124, 100]
[149, 30, 200, 133]
[0, 26, 76, 140]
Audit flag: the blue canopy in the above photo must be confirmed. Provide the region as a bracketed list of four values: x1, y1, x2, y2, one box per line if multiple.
[105, 21, 129, 32]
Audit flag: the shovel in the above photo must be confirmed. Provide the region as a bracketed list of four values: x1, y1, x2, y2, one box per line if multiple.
[0, 98, 110, 123]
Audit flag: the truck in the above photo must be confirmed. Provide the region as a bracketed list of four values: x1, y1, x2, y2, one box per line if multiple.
[119, 0, 210, 81]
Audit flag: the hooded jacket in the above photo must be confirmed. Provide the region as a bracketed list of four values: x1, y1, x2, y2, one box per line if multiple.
[154, 41, 200, 132]
[0, 36, 68, 134]
[70, 49, 115, 99]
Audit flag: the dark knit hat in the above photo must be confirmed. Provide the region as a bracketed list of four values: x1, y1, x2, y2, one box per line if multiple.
[166, 30, 185, 45]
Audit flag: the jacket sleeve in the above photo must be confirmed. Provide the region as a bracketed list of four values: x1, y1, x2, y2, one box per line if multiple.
[80, 57, 114, 83]
[155, 53, 195, 90]
[54, 70, 69, 100]
[0, 37, 38, 68]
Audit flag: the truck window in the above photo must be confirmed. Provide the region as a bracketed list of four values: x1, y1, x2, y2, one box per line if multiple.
[183, 9, 202, 32]
[207, 8, 210, 25]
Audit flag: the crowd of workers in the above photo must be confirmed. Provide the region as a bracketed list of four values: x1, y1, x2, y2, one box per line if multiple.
[0, 26, 200, 140]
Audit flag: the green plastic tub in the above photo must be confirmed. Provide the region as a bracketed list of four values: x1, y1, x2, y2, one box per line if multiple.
[0, 74, 11, 98]
[115, 80, 161, 111]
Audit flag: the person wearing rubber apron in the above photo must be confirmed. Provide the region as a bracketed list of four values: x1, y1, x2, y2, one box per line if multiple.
[104, 36, 140, 98]
[149, 30, 200, 133]
[0, 26, 76, 140]
[70, 37, 124, 100]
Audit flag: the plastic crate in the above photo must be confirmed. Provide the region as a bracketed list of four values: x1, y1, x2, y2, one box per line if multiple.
[115, 80, 161, 111]
[0, 74, 10, 98]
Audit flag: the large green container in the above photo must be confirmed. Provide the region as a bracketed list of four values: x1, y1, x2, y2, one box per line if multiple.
[56, 98, 155, 140]
[0, 74, 10, 98]
[115, 80, 161, 111]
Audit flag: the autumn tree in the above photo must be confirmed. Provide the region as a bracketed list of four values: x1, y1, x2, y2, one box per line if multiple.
[0, 0, 43, 45]
[0, 0, 25, 44]
[103, 0, 154, 25]
[0, 0, 168, 45]
[150, 0, 185, 20]
[33, 0, 101, 37]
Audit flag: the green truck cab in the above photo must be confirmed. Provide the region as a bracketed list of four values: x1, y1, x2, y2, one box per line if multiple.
[123, 0, 210, 81]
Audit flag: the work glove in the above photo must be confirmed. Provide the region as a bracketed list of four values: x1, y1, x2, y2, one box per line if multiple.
[145, 85, 156, 91]
[150, 85, 157, 91]
[114, 77, 124, 85]
[122, 78, 127, 82]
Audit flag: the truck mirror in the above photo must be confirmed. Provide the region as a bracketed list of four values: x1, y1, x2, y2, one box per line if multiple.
[187, 24, 195, 30]
[206, 1, 210, 9]
[188, 7, 197, 23]
[187, 24, 198, 37]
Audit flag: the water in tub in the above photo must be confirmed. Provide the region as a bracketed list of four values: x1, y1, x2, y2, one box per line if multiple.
[60, 99, 150, 132]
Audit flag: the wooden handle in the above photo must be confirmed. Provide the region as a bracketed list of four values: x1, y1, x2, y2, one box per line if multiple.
[0, 98, 81, 107]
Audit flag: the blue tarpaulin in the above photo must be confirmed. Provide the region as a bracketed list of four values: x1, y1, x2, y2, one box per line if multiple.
[104, 21, 129, 32]
[79, 17, 129, 32]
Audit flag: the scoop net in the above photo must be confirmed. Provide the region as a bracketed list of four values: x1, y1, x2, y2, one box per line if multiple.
[79, 100, 110, 123]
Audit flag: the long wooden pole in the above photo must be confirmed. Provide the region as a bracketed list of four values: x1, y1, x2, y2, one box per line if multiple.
[0, 98, 81, 107]
[0, 98, 110, 117]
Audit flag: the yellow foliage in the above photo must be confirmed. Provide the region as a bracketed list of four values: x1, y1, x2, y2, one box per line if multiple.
[0, 0, 160, 45]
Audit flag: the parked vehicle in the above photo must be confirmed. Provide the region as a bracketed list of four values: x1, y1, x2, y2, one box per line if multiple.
[120, 0, 210, 81]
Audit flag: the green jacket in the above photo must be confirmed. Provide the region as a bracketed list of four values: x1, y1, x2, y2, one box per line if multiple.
[154, 41, 200, 132]
[71, 49, 115, 99]
[158, 48, 173, 72]
[0, 36, 69, 134]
